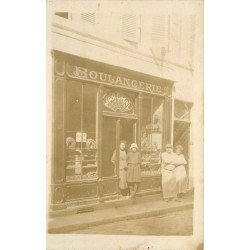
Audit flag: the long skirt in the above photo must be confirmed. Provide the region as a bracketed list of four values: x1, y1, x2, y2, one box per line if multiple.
[119, 168, 128, 189]
[161, 169, 177, 199]
[127, 163, 141, 183]
[174, 165, 188, 194]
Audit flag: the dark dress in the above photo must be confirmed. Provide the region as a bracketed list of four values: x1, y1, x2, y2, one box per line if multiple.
[127, 151, 141, 183]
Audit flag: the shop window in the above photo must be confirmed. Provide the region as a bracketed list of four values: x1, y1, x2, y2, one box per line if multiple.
[65, 82, 98, 182]
[174, 121, 190, 159]
[141, 96, 164, 176]
[173, 100, 192, 177]
[174, 100, 191, 121]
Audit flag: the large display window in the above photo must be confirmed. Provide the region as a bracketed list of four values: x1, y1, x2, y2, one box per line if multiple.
[141, 95, 164, 176]
[64, 81, 98, 182]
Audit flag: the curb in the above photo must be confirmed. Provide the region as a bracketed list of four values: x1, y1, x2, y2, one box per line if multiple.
[48, 202, 193, 233]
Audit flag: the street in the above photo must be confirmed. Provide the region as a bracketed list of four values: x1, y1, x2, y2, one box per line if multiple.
[72, 208, 193, 236]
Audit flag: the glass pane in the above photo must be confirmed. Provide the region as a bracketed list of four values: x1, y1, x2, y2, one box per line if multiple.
[65, 83, 98, 182]
[141, 96, 152, 135]
[141, 96, 163, 177]
[81, 85, 97, 180]
[65, 81, 82, 132]
[174, 100, 191, 120]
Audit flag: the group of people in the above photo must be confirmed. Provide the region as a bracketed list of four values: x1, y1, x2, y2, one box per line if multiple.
[111, 141, 141, 199]
[111, 141, 188, 201]
[160, 144, 188, 201]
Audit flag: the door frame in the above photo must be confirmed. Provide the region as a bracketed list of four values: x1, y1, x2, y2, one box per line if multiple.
[102, 114, 138, 178]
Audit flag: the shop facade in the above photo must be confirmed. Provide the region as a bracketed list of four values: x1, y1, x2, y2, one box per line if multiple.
[51, 51, 174, 211]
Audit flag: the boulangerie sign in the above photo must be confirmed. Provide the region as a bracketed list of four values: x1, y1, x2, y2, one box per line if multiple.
[67, 65, 168, 95]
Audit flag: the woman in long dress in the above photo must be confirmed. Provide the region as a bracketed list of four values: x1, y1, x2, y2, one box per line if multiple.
[127, 143, 141, 198]
[111, 141, 129, 198]
[174, 145, 188, 198]
[160, 144, 177, 201]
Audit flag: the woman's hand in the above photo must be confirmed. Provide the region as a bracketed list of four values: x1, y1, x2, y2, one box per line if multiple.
[124, 166, 128, 171]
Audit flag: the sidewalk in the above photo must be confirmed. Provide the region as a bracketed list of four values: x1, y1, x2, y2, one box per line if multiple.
[48, 194, 193, 234]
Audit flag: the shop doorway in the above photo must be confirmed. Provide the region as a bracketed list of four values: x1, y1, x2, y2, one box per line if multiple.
[120, 119, 135, 147]
[102, 116, 136, 177]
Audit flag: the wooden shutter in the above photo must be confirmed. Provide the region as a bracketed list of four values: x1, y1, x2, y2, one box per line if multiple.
[151, 15, 168, 47]
[169, 14, 182, 56]
[121, 13, 139, 42]
[81, 12, 95, 25]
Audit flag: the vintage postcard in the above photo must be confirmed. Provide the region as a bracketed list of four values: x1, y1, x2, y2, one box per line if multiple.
[47, 0, 203, 249]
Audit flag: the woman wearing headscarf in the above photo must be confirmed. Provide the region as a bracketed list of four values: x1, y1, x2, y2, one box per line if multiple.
[174, 145, 188, 198]
[160, 144, 178, 201]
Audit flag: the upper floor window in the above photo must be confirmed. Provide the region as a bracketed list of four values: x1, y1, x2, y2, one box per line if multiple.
[169, 14, 182, 56]
[54, 12, 71, 20]
[151, 15, 168, 48]
[121, 13, 140, 43]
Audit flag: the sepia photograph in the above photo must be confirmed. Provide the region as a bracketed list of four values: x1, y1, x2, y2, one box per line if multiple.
[3, 1, 250, 250]
[46, 0, 203, 249]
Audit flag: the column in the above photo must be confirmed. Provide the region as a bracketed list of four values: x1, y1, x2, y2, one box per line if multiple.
[51, 51, 67, 210]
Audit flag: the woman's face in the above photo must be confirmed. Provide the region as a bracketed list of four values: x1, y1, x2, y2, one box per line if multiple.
[120, 143, 126, 151]
[166, 147, 172, 153]
[176, 149, 182, 155]
[131, 147, 137, 152]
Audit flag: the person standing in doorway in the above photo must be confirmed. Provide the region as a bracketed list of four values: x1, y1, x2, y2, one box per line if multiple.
[111, 141, 129, 199]
[160, 144, 178, 202]
[127, 143, 141, 198]
[174, 145, 188, 198]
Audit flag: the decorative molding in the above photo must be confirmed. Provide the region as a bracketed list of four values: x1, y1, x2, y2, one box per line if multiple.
[103, 92, 135, 114]
[54, 187, 64, 204]
[54, 58, 65, 76]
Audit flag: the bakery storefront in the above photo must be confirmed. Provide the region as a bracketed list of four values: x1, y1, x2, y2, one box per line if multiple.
[51, 51, 174, 211]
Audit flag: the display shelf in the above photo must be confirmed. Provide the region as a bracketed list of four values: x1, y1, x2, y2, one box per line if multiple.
[82, 165, 97, 168]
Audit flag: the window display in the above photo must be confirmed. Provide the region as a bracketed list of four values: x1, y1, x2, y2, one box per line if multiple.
[141, 96, 164, 176]
[65, 82, 98, 182]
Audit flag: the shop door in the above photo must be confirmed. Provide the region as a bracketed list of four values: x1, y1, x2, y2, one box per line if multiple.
[102, 117, 136, 178]
[120, 118, 136, 147]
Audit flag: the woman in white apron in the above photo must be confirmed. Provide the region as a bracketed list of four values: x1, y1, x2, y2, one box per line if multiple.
[160, 144, 177, 201]
[174, 145, 188, 198]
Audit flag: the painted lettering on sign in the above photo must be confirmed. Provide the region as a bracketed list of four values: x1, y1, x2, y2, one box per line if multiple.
[103, 92, 134, 113]
[67, 65, 167, 95]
